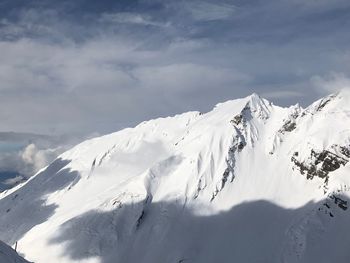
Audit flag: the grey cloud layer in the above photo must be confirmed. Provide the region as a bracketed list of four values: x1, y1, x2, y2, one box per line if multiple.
[0, 0, 349, 134]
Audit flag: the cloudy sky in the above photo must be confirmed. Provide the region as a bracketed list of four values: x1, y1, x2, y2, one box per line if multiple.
[1, 0, 350, 135]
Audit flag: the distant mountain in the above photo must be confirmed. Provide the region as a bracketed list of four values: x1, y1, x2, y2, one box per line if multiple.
[0, 132, 51, 142]
[0, 92, 349, 263]
[0, 131, 84, 148]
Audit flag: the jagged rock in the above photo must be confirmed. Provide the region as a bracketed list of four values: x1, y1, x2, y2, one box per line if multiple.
[312, 149, 347, 172]
[279, 120, 296, 133]
[231, 114, 243, 125]
[211, 134, 242, 201]
[291, 146, 349, 180]
[136, 210, 145, 228]
[315, 96, 336, 112]
[301, 93, 337, 117]
[329, 194, 348, 210]
[340, 146, 350, 158]
[278, 107, 300, 134]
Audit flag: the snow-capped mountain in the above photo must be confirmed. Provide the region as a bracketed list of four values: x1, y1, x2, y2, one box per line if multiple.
[0, 92, 350, 263]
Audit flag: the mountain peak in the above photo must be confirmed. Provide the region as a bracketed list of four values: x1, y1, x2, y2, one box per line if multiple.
[213, 93, 271, 112]
[247, 92, 261, 100]
[243, 93, 272, 120]
[1, 93, 350, 263]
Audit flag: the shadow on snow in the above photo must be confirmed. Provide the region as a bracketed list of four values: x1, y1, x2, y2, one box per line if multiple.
[49, 194, 350, 263]
[0, 158, 80, 245]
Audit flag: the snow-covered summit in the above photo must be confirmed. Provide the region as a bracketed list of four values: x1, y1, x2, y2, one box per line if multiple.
[0, 92, 350, 263]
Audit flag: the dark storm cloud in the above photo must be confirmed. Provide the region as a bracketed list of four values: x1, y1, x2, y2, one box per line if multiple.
[0, 0, 349, 134]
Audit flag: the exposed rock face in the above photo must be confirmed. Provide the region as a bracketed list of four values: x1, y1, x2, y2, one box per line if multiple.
[278, 106, 300, 134]
[211, 96, 271, 201]
[210, 134, 243, 202]
[291, 145, 349, 181]
[280, 120, 297, 133]
[340, 146, 350, 158]
[315, 94, 337, 112]
[329, 194, 348, 211]
[231, 114, 244, 126]
[318, 188, 349, 219]
[301, 93, 338, 117]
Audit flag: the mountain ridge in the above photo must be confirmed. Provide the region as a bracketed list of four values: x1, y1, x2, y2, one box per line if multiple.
[0, 91, 349, 263]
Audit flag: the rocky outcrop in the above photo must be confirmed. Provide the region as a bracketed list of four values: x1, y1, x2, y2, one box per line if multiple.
[291, 145, 349, 181]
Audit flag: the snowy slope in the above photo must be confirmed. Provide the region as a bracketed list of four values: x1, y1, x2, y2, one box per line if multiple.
[0, 240, 30, 263]
[0, 91, 350, 263]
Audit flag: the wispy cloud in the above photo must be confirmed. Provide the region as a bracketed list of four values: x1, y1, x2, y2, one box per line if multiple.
[100, 12, 170, 27]
[185, 1, 236, 21]
[0, 142, 58, 178]
[311, 72, 350, 94]
[0, 132, 85, 178]
[0, 0, 349, 134]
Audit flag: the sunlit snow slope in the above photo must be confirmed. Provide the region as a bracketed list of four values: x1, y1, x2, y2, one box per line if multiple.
[1, 92, 350, 263]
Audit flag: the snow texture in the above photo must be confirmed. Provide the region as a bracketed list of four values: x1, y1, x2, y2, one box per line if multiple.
[1, 91, 350, 263]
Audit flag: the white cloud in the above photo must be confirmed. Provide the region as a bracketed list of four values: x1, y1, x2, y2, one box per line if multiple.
[0, 143, 60, 178]
[19, 143, 60, 175]
[311, 72, 350, 94]
[186, 1, 236, 21]
[0, 132, 86, 179]
[0, 9, 67, 40]
[0, 28, 253, 133]
[0, 1, 349, 134]
[100, 12, 170, 27]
